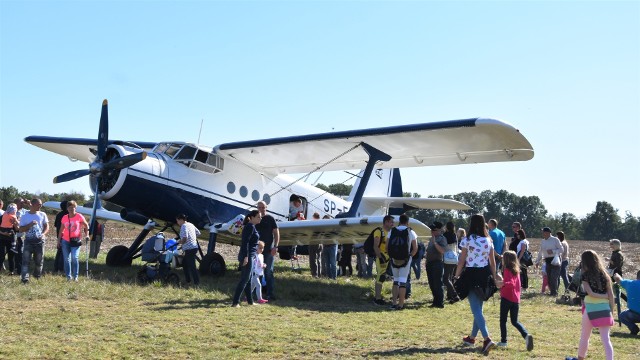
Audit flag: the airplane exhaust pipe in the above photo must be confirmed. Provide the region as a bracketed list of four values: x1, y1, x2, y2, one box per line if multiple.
[120, 209, 149, 225]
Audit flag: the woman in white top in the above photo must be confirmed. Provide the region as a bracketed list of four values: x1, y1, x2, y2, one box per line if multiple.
[515, 229, 530, 290]
[454, 214, 501, 356]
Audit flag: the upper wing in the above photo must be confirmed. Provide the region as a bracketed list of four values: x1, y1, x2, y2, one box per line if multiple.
[25, 136, 156, 163]
[215, 118, 533, 174]
[362, 197, 471, 211]
[216, 216, 431, 246]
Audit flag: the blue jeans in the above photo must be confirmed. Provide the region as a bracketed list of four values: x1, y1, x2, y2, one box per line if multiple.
[367, 255, 375, 277]
[22, 240, 45, 281]
[182, 248, 199, 285]
[468, 290, 490, 338]
[619, 309, 640, 334]
[61, 241, 81, 279]
[500, 297, 529, 342]
[232, 256, 255, 305]
[426, 260, 444, 306]
[321, 244, 337, 279]
[560, 259, 570, 292]
[263, 251, 275, 299]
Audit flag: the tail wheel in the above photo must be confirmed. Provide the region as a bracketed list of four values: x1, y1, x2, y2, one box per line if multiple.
[106, 245, 132, 267]
[199, 252, 226, 277]
[164, 273, 180, 287]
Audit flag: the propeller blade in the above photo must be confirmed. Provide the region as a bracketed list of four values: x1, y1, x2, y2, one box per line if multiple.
[89, 177, 100, 236]
[53, 169, 91, 184]
[97, 99, 109, 159]
[104, 152, 147, 171]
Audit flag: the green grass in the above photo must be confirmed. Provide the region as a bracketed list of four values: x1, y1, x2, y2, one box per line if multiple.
[1, 252, 638, 359]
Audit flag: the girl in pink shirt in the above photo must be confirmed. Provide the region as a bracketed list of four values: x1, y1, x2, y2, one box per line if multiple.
[498, 250, 534, 351]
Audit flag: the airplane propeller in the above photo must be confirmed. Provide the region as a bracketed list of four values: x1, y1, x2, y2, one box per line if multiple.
[52, 99, 147, 234]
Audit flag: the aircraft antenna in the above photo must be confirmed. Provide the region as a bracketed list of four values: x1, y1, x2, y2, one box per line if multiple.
[197, 119, 204, 145]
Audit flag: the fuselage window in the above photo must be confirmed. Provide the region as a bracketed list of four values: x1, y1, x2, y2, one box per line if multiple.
[164, 144, 183, 158]
[175, 145, 197, 160]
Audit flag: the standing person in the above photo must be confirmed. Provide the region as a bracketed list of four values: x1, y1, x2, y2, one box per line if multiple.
[607, 239, 624, 277]
[338, 244, 353, 276]
[308, 212, 322, 278]
[456, 228, 466, 249]
[18, 198, 49, 284]
[53, 200, 69, 273]
[59, 201, 89, 281]
[488, 219, 506, 270]
[535, 227, 563, 297]
[232, 210, 261, 307]
[12, 198, 28, 276]
[176, 214, 201, 287]
[443, 221, 460, 303]
[425, 221, 447, 308]
[613, 271, 640, 336]
[251, 241, 268, 304]
[255, 201, 280, 301]
[565, 250, 615, 360]
[410, 241, 425, 280]
[455, 214, 500, 356]
[508, 222, 522, 253]
[557, 231, 570, 293]
[515, 229, 530, 291]
[497, 250, 534, 351]
[321, 215, 338, 279]
[0, 203, 19, 274]
[388, 214, 417, 310]
[373, 215, 394, 305]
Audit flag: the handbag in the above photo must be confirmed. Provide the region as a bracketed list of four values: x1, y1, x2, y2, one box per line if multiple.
[444, 244, 459, 265]
[521, 250, 533, 267]
[551, 253, 561, 266]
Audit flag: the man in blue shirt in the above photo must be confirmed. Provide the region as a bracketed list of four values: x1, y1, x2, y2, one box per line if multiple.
[614, 271, 640, 336]
[488, 219, 506, 270]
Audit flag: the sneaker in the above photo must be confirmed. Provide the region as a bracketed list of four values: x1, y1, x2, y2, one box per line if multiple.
[525, 334, 534, 351]
[73, 277, 79, 282]
[257, 299, 268, 304]
[497, 342, 507, 348]
[462, 336, 476, 346]
[389, 304, 398, 310]
[565, 357, 578, 360]
[394, 305, 404, 311]
[631, 327, 639, 336]
[428, 304, 444, 308]
[373, 298, 386, 306]
[482, 338, 496, 355]
[449, 297, 461, 304]
[21, 279, 29, 285]
[231, 303, 240, 308]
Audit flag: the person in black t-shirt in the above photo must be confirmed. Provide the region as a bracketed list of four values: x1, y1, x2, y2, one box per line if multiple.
[255, 201, 280, 301]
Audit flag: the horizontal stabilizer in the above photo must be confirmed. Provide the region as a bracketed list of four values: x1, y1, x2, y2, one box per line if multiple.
[362, 197, 470, 211]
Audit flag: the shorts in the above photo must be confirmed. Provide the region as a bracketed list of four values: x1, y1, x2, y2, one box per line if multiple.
[392, 260, 412, 284]
[375, 255, 390, 283]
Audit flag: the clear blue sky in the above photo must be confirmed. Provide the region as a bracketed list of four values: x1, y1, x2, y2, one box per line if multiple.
[1, 1, 638, 219]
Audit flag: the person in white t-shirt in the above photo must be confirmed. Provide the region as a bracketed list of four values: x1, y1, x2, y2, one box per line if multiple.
[515, 229, 530, 290]
[251, 241, 268, 304]
[18, 198, 49, 284]
[387, 214, 417, 310]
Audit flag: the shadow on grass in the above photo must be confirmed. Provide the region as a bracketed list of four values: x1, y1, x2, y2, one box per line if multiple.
[369, 345, 474, 357]
[610, 331, 639, 339]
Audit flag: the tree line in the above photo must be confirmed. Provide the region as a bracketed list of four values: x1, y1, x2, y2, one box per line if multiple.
[316, 184, 639, 243]
[4, 184, 638, 242]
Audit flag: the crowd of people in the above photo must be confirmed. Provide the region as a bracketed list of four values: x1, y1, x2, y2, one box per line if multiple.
[2, 198, 638, 357]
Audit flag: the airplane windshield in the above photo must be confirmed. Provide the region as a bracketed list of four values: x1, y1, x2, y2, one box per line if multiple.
[169, 144, 224, 174]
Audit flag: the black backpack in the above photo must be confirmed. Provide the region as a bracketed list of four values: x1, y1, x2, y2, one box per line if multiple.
[363, 227, 382, 257]
[387, 227, 410, 261]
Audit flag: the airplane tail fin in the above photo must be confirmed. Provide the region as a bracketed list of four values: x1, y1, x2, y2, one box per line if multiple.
[348, 168, 404, 216]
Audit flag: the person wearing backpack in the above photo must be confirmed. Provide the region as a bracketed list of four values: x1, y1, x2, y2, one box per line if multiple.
[372, 215, 395, 305]
[387, 214, 417, 310]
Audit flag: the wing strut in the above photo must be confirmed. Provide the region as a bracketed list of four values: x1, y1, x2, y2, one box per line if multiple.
[336, 142, 391, 218]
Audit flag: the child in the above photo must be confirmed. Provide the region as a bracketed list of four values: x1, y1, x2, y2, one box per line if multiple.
[498, 251, 534, 351]
[541, 262, 549, 294]
[607, 239, 624, 277]
[566, 250, 615, 360]
[251, 241, 268, 304]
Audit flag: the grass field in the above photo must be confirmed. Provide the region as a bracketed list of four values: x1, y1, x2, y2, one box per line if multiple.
[1, 235, 638, 359]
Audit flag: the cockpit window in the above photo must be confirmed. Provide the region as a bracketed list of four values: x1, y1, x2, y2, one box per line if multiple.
[174, 145, 197, 160]
[164, 144, 183, 158]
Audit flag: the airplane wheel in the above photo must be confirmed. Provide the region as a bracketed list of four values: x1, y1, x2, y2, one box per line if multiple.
[106, 245, 132, 267]
[164, 273, 180, 287]
[199, 252, 226, 277]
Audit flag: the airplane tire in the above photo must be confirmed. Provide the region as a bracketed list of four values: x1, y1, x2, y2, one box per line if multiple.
[106, 245, 132, 267]
[199, 252, 226, 277]
[164, 273, 180, 287]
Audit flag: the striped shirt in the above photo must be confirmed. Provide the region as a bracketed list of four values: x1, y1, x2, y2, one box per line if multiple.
[180, 222, 201, 250]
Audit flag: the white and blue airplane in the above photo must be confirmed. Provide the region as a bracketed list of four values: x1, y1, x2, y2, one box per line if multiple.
[25, 100, 534, 275]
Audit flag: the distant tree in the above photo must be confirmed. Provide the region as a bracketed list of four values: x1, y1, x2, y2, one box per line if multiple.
[583, 201, 621, 240]
[546, 212, 584, 240]
[315, 183, 352, 197]
[315, 183, 330, 193]
[402, 192, 421, 198]
[614, 211, 640, 243]
[0, 186, 29, 203]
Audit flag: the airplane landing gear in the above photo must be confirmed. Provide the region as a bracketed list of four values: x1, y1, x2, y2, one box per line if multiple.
[106, 245, 132, 266]
[199, 252, 226, 276]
